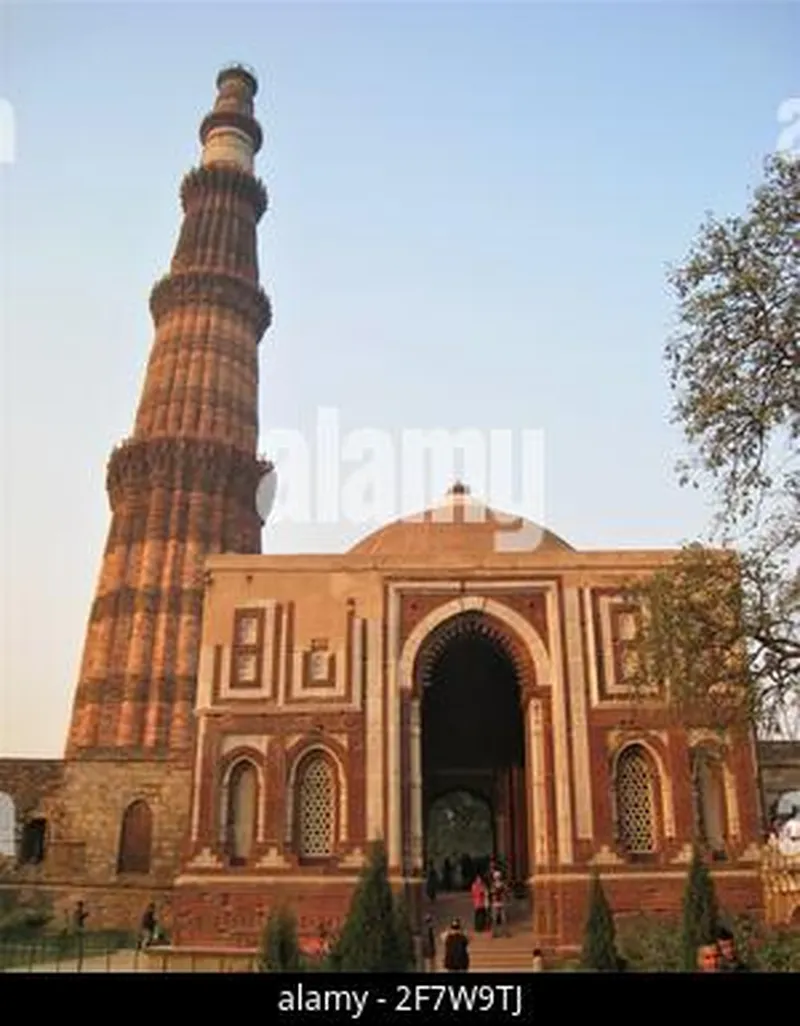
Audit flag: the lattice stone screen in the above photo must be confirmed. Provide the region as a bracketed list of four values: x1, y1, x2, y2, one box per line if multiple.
[298, 757, 335, 857]
[616, 747, 656, 853]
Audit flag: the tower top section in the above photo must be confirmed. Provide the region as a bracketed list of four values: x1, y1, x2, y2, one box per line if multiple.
[199, 63, 263, 174]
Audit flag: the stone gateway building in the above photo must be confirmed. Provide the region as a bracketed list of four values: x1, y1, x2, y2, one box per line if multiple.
[0, 65, 796, 954]
[173, 496, 767, 950]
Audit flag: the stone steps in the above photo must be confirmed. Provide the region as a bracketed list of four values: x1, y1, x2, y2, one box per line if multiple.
[426, 892, 536, 972]
[467, 932, 537, 971]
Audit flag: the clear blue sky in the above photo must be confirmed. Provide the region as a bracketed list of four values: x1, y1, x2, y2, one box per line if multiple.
[1, 2, 797, 757]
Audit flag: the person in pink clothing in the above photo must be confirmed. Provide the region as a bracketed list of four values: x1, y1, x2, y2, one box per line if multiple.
[471, 874, 488, 932]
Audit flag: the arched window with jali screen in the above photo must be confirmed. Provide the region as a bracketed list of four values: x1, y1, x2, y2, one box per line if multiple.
[117, 800, 153, 874]
[296, 753, 336, 860]
[615, 745, 657, 856]
[0, 793, 16, 859]
[225, 760, 258, 865]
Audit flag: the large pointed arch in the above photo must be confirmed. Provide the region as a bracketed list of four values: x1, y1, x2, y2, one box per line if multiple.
[398, 595, 551, 697]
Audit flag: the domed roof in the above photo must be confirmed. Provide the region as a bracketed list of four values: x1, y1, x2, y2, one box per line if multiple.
[348, 483, 574, 557]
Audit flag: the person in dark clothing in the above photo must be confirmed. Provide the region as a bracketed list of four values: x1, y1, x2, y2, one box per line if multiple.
[421, 915, 437, 972]
[425, 861, 439, 903]
[460, 853, 474, 891]
[138, 902, 157, 949]
[442, 858, 454, 892]
[716, 928, 749, 971]
[73, 901, 89, 972]
[443, 918, 469, 973]
[73, 901, 88, 932]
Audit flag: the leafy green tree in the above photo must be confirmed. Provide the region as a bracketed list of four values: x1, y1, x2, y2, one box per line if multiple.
[667, 154, 798, 537]
[258, 905, 302, 972]
[681, 849, 720, 971]
[619, 544, 752, 730]
[580, 872, 620, 971]
[622, 154, 800, 736]
[332, 841, 414, 972]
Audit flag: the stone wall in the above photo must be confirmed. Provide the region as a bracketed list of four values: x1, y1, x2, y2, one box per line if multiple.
[533, 868, 765, 950]
[0, 757, 191, 933]
[0, 759, 65, 818]
[172, 880, 357, 948]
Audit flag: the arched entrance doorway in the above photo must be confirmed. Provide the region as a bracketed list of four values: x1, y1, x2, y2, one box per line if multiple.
[418, 611, 529, 888]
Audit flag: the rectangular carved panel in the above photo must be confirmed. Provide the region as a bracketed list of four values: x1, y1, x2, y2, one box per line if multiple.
[587, 589, 647, 704]
[230, 608, 266, 690]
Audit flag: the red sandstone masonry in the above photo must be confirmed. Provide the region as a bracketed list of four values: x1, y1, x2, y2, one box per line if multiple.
[66, 68, 272, 763]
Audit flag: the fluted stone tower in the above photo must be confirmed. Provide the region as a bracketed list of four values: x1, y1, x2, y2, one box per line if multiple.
[67, 65, 271, 762]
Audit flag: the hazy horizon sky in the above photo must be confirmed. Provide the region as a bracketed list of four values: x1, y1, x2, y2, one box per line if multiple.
[1, 2, 797, 758]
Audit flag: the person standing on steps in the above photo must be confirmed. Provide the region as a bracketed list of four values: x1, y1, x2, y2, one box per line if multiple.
[471, 873, 488, 932]
[443, 918, 470, 973]
[531, 948, 545, 972]
[421, 915, 437, 972]
[489, 860, 507, 937]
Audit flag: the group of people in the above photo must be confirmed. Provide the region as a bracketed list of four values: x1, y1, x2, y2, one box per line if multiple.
[420, 857, 514, 973]
[64, 898, 162, 952]
[426, 856, 511, 932]
[696, 928, 750, 972]
[469, 858, 508, 935]
[425, 853, 490, 895]
[69, 898, 162, 950]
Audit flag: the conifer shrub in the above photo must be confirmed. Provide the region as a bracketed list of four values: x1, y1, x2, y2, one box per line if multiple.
[258, 905, 302, 972]
[580, 872, 620, 971]
[332, 840, 415, 972]
[680, 848, 720, 971]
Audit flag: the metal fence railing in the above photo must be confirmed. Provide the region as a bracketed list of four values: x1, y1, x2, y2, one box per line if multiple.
[0, 936, 264, 973]
[0, 932, 139, 973]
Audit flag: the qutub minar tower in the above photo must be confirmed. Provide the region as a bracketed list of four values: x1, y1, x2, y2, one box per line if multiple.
[0, 67, 276, 935]
[68, 65, 271, 761]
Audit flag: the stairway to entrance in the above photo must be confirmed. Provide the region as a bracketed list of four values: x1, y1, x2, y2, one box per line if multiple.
[425, 892, 536, 972]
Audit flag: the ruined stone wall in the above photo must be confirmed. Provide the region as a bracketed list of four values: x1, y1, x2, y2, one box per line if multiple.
[0, 758, 191, 932]
[0, 759, 65, 817]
